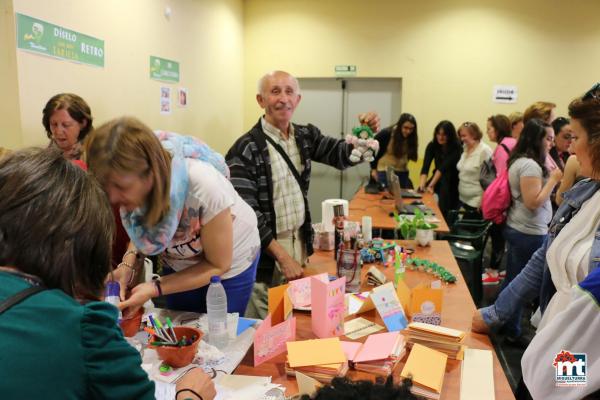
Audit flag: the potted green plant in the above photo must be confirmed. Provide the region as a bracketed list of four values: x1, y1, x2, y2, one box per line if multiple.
[394, 209, 438, 245]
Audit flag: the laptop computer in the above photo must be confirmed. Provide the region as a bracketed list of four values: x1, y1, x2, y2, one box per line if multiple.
[385, 166, 422, 199]
[388, 169, 431, 215]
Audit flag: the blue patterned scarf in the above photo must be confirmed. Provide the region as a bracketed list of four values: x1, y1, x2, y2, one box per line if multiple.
[121, 131, 229, 255]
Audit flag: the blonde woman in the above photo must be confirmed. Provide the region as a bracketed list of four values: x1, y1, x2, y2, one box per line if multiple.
[456, 122, 492, 212]
[85, 117, 260, 316]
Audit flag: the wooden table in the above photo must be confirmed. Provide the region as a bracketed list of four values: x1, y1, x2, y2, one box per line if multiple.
[347, 188, 450, 233]
[235, 241, 514, 399]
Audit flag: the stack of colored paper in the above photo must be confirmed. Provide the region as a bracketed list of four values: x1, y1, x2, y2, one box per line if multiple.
[285, 338, 349, 383]
[345, 332, 406, 376]
[401, 343, 448, 399]
[402, 322, 466, 359]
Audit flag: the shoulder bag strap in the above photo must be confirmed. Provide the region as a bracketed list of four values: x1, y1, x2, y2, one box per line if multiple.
[0, 286, 46, 315]
[262, 133, 307, 192]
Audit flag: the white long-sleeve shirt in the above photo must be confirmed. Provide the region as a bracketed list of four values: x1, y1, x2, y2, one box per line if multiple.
[522, 267, 600, 399]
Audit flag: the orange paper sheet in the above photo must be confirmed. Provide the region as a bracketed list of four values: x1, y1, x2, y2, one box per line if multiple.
[401, 343, 448, 394]
[286, 337, 346, 368]
[268, 283, 292, 325]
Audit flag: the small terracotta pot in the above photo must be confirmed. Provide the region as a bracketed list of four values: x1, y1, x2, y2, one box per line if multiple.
[150, 326, 204, 368]
[119, 308, 144, 337]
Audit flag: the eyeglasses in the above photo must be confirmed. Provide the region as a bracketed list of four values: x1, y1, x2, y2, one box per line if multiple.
[462, 122, 474, 127]
[583, 82, 600, 101]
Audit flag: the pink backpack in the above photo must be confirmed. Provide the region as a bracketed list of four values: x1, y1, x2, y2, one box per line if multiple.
[481, 169, 511, 224]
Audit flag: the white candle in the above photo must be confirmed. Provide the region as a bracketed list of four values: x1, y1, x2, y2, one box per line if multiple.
[361, 216, 372, 241]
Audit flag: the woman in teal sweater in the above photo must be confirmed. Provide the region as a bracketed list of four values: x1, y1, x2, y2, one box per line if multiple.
[0, 148, 214, 400]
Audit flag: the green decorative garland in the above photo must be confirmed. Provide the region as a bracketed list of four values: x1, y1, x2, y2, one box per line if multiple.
[406, 257, 457, 283]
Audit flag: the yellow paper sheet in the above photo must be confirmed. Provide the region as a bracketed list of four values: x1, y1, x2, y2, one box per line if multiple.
[286, 337, 346, 368]
[401, 343, 448, 393]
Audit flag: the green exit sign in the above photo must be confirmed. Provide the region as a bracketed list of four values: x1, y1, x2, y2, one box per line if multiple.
[335, 65, 357, 77]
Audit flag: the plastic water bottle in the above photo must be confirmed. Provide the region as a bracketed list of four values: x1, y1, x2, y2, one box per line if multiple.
[207, 276, 228, 349]
[104, 281, 123, 322]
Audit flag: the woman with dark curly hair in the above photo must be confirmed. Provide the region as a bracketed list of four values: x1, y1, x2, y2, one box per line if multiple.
[300, 376, 417, 400]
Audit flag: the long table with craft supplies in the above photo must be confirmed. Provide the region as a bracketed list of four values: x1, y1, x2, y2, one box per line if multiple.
[234, 241, 514, 400]
[347, 187, 450, 233]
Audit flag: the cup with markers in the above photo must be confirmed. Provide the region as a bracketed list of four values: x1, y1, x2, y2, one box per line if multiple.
[146, 315, 204, 368]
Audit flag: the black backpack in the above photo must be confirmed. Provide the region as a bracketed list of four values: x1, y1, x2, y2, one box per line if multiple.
[479, 143, 510, 190]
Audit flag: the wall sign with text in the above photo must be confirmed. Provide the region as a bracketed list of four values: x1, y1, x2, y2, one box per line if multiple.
[493, 85, 518, 104]
[16, 13, 104, 67]
[150, 56, 180, 83]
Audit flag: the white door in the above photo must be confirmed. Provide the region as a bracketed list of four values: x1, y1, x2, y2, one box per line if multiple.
[294, 78, 402, 223]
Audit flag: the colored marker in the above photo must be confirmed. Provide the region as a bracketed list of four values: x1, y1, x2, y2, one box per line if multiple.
[165, 317, 178, 342]
[155, 317, 175, 342]
[148, 315, 172, 343]
[143, 327, 156, 336]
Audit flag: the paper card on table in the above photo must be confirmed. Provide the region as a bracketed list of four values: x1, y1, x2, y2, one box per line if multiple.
[353, 331, 401, 363]
[286, 337, 346, 368]
[346, 291, 375, 315]
[311, 276, 346, 338]
[460, 349, 494, 400]
[401, 343, 448, 394]
[343, 317, 384, 340]
[237, 317, 257, 336]
[217, 374, 271, 390]
[253, 314, 296, 366]
[295, 371, 322, 397]
[410, 286, 443, 325]
[371, 282, 408, 331]
[340, 341, 363, 362]
[287, 273, 329, 307]
[366, 266, 387, 286]
[268, 283, 292, 325]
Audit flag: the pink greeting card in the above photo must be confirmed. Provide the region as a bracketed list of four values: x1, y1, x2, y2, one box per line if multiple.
[287, 273, 329, 308]
[353, 331, 402, 363]
[253, 314, 296, 366]
[311, 276, 346, 338]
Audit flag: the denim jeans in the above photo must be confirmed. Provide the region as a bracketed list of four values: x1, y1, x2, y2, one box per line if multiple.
[163, 253, 260, 315]
[480, 180, 600, 332]
[501, 225, 546, 337]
